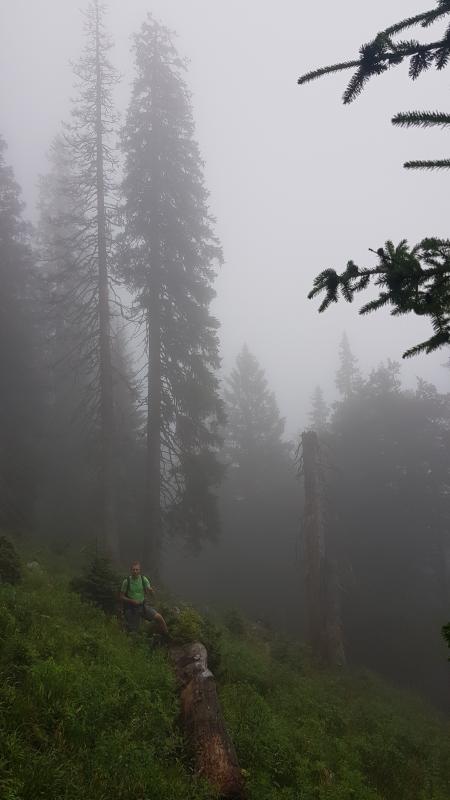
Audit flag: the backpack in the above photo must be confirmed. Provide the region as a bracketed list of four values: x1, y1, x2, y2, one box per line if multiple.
[125, 574, 148, 597]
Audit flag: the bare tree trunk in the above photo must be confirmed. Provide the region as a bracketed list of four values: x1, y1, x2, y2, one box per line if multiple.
[302, 431, 345, 666]
[145, 298, 162, 577]
[95, 3, 117, 560]
[170, 642, 245, 799]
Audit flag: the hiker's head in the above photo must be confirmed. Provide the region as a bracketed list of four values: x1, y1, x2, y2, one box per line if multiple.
[130, 561, 141, 577]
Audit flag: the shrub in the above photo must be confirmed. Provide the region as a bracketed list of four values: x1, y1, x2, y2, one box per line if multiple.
[70, 554, 120, 614]
[224, 608, 246, 636]
[0, 535, 21, 585]
[168, 605, 204, 643]
[442, 622, 450, 658]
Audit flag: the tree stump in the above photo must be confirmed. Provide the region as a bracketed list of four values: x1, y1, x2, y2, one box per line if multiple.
[170, 642, 244, 799]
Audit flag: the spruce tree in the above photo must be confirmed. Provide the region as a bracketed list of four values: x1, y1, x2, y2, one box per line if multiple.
[224, 345, 288, 491]
[0, 136, 42, 530]
[335, 334, 362, 399]
[308, 386, 329, 432]
[37, 135, 98, 539]
[41, 1, 119, 554]
[118, 15, 224, 569]
[218, 346, 299, 621]
[38, 135, 142, 551]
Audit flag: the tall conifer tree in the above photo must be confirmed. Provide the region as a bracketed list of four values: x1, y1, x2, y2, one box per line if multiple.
[43, 1, 119, 555]
[224, 345, 287, 480]
[119, 16, 224, 569]
[336, 333, 362, 399]
[0, 136, 42, 530]
[308, 386, 329, 432]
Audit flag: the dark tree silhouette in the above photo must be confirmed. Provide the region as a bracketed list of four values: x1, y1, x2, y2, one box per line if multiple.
[42, 1, 119, 555]
[308, 386, 329, 432]
[328, 364, 450, 702]
[335, 333, 362, 398]
[224, 345, 287, 486]
[118, 15, 224, 570]
[0, 137, 42, 531]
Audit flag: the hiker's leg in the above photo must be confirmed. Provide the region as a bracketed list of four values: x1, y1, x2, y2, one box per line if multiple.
[124, 604, 140, 633]
[143, 604, 169, 637]
[153, 612, 169, 637]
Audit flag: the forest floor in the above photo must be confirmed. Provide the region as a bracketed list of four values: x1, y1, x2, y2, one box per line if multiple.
[1, 550, 450, 800]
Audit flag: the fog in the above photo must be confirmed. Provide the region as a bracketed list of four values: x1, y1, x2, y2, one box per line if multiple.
[2, 0, 449, 434]
[2, 0, 450, 712]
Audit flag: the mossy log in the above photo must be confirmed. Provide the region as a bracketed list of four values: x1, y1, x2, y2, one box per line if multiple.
[170, 641, 244, 799]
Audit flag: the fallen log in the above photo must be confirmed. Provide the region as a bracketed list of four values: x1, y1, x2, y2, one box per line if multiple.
[170, 641, 245, 799]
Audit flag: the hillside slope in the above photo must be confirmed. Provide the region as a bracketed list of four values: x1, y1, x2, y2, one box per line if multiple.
[1, 561, 450, 800]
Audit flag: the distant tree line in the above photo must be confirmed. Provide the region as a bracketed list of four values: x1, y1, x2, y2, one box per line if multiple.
[309, 335, 450, 705]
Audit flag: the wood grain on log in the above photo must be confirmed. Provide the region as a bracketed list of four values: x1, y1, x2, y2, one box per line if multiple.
[170, 642, 244, 799]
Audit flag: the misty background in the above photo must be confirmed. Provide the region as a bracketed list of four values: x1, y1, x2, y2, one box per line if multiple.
[2, 0, 449, 434]
[1, 0, 450, 713]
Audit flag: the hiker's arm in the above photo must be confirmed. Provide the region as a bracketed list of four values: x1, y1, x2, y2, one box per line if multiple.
[145, 584, 155, 598]
[119, 592, 139, 606]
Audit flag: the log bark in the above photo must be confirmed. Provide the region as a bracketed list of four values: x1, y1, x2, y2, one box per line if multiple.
[170, 642, 245, 799]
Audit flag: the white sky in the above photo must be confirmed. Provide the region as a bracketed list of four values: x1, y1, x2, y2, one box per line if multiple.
[1, 0, 450, 434]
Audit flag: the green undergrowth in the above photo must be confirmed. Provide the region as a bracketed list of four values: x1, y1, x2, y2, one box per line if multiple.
[1, 543, 450, 800]
[216, 629, 450, 800]
[0, 564, 212, 800]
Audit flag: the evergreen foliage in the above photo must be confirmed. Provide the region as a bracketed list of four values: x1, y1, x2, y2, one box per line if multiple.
[52, 0, 119, 554]
[118, 15, 224, 563]
[70, 553, 120, 614]
[335, 333, 362, 398]
[0, 536, 21, 585]
[213, 346, 300, 624]
[327, 358, 450, 703]
[0, 137, 43, 531]
[300, 4, 450, 352]
[38, 137, 144, 553]
[442, 622, 450, 655]
[308, 386, 329, 432]
[224, 345, 287, 475]
[37, 136, 103, 540]
[309, 238, 450, 357]
[298, 1, 450, 142]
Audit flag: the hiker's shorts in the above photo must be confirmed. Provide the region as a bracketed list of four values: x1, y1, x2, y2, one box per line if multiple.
[124, 602, 158, 632]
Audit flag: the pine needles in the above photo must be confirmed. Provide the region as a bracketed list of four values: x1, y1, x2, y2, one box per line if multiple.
[308, 239, 450, 357]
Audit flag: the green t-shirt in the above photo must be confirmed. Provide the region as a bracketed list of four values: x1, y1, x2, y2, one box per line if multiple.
[121, 575, 151, 604]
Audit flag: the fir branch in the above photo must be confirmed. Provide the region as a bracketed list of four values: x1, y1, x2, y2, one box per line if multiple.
[409, 46, 435, 77]
[359, 293, 391, 315]
[404, 159, 450, 169]
[385, 5, 450, 35]
[297, 59, 359, 86]
[393, 110, 450, 127]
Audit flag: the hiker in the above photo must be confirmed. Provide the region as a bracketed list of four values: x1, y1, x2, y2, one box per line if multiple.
[120, 560, 169, 637]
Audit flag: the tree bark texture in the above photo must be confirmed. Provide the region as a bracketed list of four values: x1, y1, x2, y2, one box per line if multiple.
[144, 72, 163, 576]
[95, 2, 118, 560]
[302, 431, 345, 667]
[170, 642, 245, 799]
